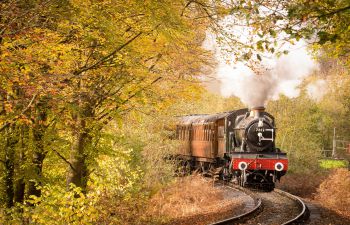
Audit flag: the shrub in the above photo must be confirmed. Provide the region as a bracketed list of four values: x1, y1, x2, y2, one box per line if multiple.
[276, 170, 330, 198]
[316, 168, 350, 218]
[147, 175, 240, 219]
[0, 185, 99, 225]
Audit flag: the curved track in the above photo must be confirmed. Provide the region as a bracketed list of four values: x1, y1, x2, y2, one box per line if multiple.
[211, 184, 309, 225]
[210, 184, 262, 225]
[275, 189, 309, 225]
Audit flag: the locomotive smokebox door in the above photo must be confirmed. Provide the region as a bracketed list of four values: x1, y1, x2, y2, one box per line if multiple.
[246, 118, 274, 150]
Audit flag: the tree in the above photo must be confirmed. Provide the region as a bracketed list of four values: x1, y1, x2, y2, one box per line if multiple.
[190, 0, 350, 67]
[0, 0, 214, 205]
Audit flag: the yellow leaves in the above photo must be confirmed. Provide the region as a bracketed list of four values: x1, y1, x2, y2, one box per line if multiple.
[20, 64, 32, 76]
[19, 185, 100, 225]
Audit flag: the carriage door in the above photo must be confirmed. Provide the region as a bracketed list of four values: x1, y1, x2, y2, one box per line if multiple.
[210, 122, 218, 158]
[217, 119, 225, 157]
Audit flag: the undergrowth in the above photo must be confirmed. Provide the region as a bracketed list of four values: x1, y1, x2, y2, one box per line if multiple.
[316, 168, 350, 218]
[147, 175, 240, 219]
[276, 170, 330, 198]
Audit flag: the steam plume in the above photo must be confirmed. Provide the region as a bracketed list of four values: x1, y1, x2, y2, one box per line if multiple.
[204, 33, 318, 107]
[307, 80, 327, 102]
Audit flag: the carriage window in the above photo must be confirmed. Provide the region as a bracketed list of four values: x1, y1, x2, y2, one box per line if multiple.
[193, 126, 196, 140]
[205, 125, 208, 141]
[218, 126, 224, 138]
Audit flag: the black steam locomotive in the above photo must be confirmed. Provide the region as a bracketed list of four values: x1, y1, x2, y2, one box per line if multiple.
[176, 107, 287, 191]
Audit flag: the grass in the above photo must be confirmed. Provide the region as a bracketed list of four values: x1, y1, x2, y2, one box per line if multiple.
[319, 159, 349, 169]
[147, 174, 241, 221]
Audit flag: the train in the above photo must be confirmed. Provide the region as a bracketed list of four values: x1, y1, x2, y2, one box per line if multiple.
[175, 107, 288, 191]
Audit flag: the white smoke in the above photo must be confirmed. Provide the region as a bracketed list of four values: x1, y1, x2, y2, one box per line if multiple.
[204, 31, 318, 107]
[307, 80, 327, 102]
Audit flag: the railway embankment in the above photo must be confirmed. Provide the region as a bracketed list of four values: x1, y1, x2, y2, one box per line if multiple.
[155, 169, 349, 225]
[277, 168, 350, 224]
[147, 175, 246, 225]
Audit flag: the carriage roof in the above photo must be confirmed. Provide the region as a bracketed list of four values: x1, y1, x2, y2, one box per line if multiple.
[177, 111, 235, 125]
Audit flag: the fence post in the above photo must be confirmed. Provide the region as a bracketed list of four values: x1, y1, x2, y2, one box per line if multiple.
[332, 127, 336, 158]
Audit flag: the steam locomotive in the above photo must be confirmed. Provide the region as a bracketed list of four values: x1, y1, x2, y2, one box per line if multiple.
[175, 107, 287, 191]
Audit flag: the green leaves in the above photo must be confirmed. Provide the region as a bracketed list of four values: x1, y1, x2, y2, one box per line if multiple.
[269, 29, 277, 38]
[212, 0, 350, 68]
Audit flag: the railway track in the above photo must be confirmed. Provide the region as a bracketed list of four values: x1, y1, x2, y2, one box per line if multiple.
[211, 183, 309, 225]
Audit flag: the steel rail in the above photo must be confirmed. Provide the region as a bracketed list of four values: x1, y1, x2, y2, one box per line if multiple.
[275, 189, 310, 225]
[211, 183, 309, 225]
[210, 184, 262, 225]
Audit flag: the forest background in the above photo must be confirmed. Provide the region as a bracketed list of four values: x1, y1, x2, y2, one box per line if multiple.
[0, 0, 349, 224]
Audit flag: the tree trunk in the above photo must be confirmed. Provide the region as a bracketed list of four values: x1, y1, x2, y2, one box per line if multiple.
[14, 177, 25, 203]
[27, 150, 45, 198]
[4, 127, 18, 208]
[67, 95, 93, 192]
[28, 102, 48, 198]
[4, 151, 14, 208]
[67, 123, 90, 192]
[28, 130, 44, 197]
[14, 126, 29, 203]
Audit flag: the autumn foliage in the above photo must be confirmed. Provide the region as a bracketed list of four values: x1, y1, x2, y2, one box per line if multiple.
[316, 169, 350, 218]
[1, 0, 350, 224]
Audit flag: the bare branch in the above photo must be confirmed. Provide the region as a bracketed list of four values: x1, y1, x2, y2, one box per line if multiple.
[315, 5, 350, 18]
[51, 148, 77, 173]
[98, 76, 163, 122]
[73, 32, 143, 76]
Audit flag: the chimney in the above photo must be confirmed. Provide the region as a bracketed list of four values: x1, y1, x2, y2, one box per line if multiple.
[249, 106, 265, 118]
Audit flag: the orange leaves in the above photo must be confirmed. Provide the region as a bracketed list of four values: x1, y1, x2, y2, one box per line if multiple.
[4, 102, 13, 113]
[316, 169, 350, 218]
[17, 115, 33, 126]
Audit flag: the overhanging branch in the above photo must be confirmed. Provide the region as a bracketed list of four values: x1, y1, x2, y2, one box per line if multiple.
[51, 148, 77, 173]
[98, 76, 163, 122]
[73, 32, 143, 76]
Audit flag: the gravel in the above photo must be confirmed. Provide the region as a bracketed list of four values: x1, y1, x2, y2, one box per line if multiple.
[237, 190, 300, 225]
[305, 199, 350, 225]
